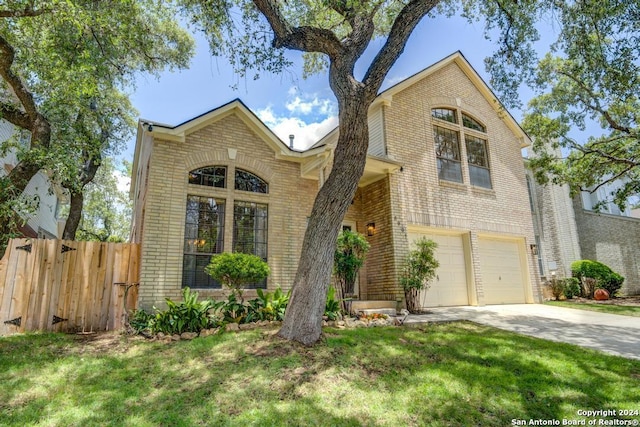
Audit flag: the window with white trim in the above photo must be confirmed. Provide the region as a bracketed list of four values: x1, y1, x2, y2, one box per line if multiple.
[431, 108, 491, 189]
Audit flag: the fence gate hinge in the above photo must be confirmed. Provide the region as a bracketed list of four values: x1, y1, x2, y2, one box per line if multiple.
[52, 315, 68, 325]
[16, 244, 32, 253]
[61, 244, 76, 254]
[4, 317, 21, 327]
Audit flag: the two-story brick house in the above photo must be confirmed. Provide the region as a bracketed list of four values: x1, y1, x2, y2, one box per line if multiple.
[130, 52, 542, 310]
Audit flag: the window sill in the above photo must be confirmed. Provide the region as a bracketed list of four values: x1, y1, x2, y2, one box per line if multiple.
[438, 180, 466, 190]
[470, 185, 495, 196]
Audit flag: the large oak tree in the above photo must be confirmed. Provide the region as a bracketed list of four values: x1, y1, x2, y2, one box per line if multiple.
[182, 0, 575, 345]
[523, 0, 640, 210]
[0, 0, 194, 247]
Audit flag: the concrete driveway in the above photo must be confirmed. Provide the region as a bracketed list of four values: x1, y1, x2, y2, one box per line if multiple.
[404, 304, 640, 360]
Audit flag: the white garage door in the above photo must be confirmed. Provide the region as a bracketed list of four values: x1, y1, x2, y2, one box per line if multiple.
[479, 238, 526, 304]
[407, 232, 469, 308]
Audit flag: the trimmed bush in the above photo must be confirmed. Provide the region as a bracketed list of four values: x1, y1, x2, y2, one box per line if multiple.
[571, 260, 624, 297]
[205, 252, 270, 302]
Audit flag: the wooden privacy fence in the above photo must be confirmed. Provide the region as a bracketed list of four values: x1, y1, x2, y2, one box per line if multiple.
[0, 238, 140, 336]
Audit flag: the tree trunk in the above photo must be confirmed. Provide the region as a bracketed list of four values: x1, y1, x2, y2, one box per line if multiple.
[278, 89, 371, 345]
[62, 191, 84, 240]
[62, 151, 101, 240]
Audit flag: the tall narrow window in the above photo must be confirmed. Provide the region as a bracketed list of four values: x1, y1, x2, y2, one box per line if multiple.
[233, 201, 268, 289]
[188, 166, 226, 188]
[466, 135, 492, 189]
[183, 196, 225, 288]
[235, 169, 268, 193]
[434, 126, 462, 183]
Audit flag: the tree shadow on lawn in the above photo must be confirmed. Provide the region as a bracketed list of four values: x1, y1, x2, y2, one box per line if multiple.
[1, 323, 639, 426]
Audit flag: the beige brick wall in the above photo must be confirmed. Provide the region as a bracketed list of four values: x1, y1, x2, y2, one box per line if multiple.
[137, 113, 318, 309]
[382, 62, 542, 304]
[572, 198, 640, 296]
[527, 169, 582, 280]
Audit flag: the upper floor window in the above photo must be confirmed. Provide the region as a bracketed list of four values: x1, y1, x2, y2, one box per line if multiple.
[462, 113, 486, 133]
[189, 166, 226, 188]
[235, 169, 268, 193]
[432, 107, 491, 188]
[431, 108, 457, 124]
[466, 135, 491, 189]
[434, 126, 463, 183]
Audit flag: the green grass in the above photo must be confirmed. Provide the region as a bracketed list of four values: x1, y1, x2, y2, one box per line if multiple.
[1, 323, 639, 426]
[545, 300, 640, 317]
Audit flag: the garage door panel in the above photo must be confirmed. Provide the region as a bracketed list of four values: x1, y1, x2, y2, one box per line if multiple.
[479, 238, 526, 304]
[408, 232, 469, 308]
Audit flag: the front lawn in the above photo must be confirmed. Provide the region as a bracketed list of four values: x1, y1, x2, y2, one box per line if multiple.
[1, 323, 639, 426]
[545, 300, 640, 317]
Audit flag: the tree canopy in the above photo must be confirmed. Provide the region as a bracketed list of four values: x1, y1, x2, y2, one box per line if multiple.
[0, 0, 194, 248]
[70, 157, 132, 243]
[522, 0, 640, 209]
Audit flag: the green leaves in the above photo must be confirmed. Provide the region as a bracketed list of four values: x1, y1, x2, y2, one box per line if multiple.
[399, 238, 439, 292]
[149, 287, 218, 335]
[522, 0, 640, 208]
[205, 252, 271, 292]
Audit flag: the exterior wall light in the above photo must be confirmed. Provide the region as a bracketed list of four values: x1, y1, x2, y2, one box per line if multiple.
[530, 244, 538, 256]
[366, 223, 375, 236]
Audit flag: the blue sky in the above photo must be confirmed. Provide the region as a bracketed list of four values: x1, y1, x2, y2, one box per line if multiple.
[128, 13, 555, 156]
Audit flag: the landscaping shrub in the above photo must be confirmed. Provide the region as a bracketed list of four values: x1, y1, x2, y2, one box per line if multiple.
[149, 287, 217, 335]
[399, 238, 439, 313]
[215, 293, 248, 324]
[545, 277, 565, 300]
[571, 260, 624, 297]
[334, 230, 370, 312]
[562, 277, 581, 299]
[128, 308, 153, 334]
[325, 286, 341, 320]
[205, 252, 270, 302]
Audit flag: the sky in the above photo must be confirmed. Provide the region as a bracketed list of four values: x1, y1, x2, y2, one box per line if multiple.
[127, 13, 558, 159]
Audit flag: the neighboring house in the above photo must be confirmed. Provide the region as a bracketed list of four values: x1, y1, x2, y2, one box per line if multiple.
[130, 52, 542, 310]
[527, 164, 640, 296]
[0, 119, 65, 239]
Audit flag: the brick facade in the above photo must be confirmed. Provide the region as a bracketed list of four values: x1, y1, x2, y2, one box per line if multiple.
[131, 53, 544, 308]
[572, 198, 640, 295]
[377, 59, 541, 304]
[134, 111, 318, 309]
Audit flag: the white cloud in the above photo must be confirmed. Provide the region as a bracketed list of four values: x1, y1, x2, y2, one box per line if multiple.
[114, 169, 130, 194]
[256, 88, 338, 150]
[257, 106, 337, 150]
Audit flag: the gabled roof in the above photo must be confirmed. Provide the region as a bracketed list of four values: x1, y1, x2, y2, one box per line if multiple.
[373, 51, 530, 147]
[130, 99, 330, 199]
[310, 51, 531, 150]
[139, 98, 327, 158]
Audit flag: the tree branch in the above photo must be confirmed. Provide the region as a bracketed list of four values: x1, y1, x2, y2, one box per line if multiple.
[0, 7, 47, 18]
[0, 33, 40, 121]
[252, 0, 343, 59]
[0, 103, 31, 129]
[363, 0, 440, 96]
[556, 68, 632, 134]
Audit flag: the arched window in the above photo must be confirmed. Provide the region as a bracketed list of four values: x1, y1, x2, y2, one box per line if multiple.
[431, 108, 492, 189]
[188, 166, 227, 188]
[235, 169, 268, 193]
[462, 113, 486, 133]
[431, 108, 457, 124]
